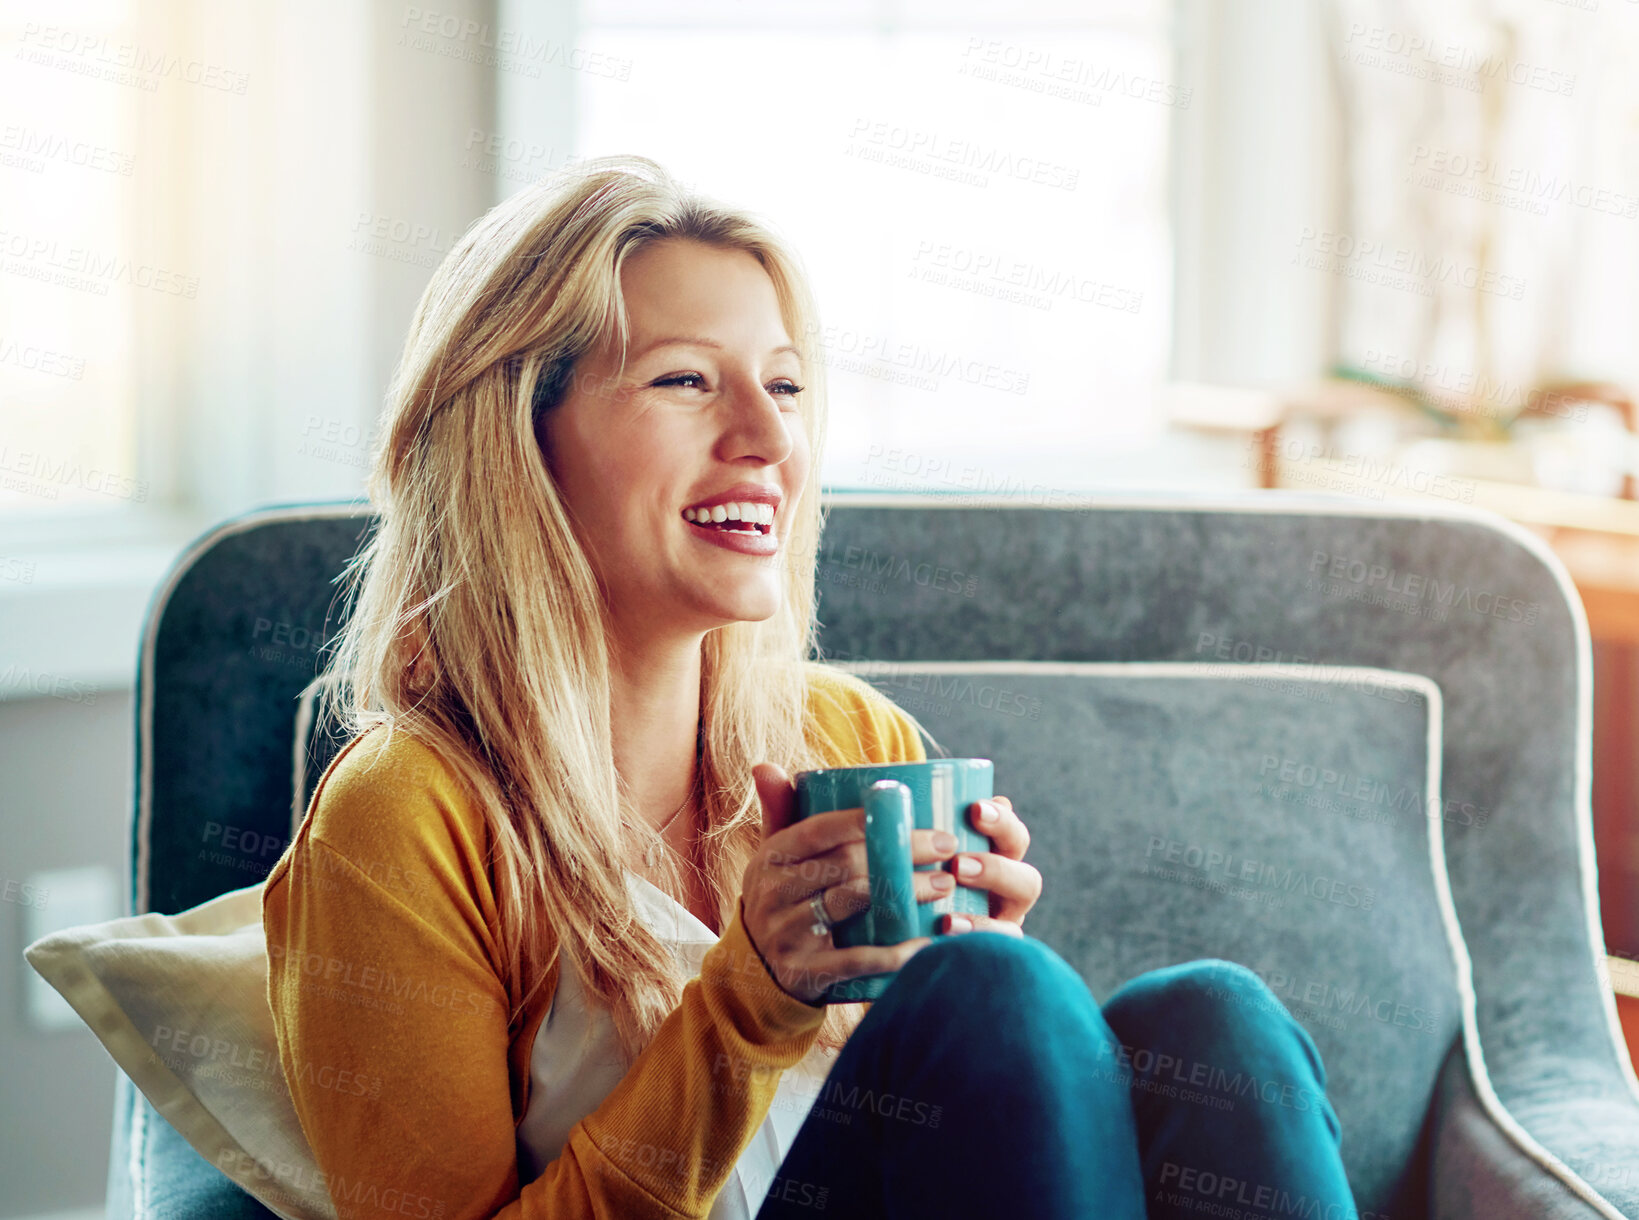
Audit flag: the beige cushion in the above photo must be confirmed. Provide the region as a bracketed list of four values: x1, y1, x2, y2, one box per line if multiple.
[23, 881, 335, 1220]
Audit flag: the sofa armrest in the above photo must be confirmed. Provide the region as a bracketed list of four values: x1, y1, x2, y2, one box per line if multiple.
[1431, 1042, 1638, 1220]
[108, 1074, 280, 1220]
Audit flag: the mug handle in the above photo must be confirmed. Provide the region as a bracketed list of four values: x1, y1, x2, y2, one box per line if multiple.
[863, 780, 919, 945]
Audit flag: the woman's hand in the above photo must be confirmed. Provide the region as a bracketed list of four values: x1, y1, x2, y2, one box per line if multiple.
[939, 795, 1042, 939]
[741, 764, 960, 1006]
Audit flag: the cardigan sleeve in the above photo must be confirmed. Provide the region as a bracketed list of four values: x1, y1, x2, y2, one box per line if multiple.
[265, 728, 828, 1220]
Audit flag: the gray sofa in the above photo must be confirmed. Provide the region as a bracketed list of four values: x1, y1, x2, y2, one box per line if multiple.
[108, 492, 1639, 1218]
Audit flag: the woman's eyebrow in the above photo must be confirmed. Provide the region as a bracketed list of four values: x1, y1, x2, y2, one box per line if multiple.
[632, 337, 800, 359]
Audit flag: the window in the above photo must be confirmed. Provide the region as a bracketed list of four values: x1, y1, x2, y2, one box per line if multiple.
[0, 0, 151, 518]
[573, 0, 1178, 493]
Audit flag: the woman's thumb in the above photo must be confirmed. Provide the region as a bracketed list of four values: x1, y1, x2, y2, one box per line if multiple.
[752, 762, 796, 840]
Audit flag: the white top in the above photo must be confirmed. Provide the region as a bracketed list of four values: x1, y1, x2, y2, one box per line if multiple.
[515, 872, 841, 1218]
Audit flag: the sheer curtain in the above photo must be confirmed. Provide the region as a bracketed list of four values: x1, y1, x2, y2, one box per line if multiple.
[1326, 0, 1639, 448]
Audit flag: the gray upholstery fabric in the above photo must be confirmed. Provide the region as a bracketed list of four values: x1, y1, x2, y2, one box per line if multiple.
[844, 662, 1455, 1219]
[815, 493, 1639, 1217]
[1430, 1043, 1626, 1219]
[113, 493, 1639, 1218]
[108, 1073, 271, 1220]
[135, 503, 372, 918]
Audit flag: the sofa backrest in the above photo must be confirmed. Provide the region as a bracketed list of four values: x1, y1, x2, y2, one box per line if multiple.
[844, 660, 1460, 1218]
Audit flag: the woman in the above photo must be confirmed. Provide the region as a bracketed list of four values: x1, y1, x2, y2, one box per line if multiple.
[263, 154, 1357, 1220]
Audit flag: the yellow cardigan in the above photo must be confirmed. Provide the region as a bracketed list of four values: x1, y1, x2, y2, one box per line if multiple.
[263, 663, 926, 1219]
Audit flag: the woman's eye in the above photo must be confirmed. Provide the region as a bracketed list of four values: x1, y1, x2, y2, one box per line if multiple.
[768, 380, 805, 398]
[650, 372, 804, 404]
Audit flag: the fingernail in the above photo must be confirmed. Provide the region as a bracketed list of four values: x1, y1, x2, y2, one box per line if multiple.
[932, 831, 958, 854]
[956, 855, 981, 879]
[931, 871, 955, 892]
[946, 915, 973, 934]
[977, 801, 998, 825]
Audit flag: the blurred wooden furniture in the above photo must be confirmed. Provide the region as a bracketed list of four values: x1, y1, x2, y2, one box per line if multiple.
[1613, 956, 1639, 1070]
[1526, 380, 1638, 501]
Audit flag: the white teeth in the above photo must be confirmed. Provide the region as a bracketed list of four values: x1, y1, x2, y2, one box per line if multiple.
[682, 500, 779, 529]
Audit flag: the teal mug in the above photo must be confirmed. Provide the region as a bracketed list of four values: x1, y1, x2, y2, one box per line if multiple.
[793, 758, 994, 1002]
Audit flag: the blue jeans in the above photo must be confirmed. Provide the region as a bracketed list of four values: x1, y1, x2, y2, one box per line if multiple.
[756, 931, 1356, 1220]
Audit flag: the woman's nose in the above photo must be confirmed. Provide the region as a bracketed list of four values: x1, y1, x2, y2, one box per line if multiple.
[716, 374, 796, 466]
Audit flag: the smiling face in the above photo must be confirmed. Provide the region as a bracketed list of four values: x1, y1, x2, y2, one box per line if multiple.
[537, 238, 812, 649]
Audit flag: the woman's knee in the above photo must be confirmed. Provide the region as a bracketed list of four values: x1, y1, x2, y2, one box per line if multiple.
[880, 931, 1099, 1033]
[896, 929, 1068, 996]
[1102, 959, 1325, 1085]
[872, 931, 1127, 1086]
[1106, 958, 1282, 1025]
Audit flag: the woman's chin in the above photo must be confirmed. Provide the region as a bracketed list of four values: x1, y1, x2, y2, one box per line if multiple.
[703, 587, 782, 626]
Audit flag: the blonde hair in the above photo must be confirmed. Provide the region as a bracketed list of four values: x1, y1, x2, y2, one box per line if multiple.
[313, 154, 869, 1065]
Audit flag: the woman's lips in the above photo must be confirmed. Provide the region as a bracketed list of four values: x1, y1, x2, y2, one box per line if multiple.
[684, 517, 778, 556]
